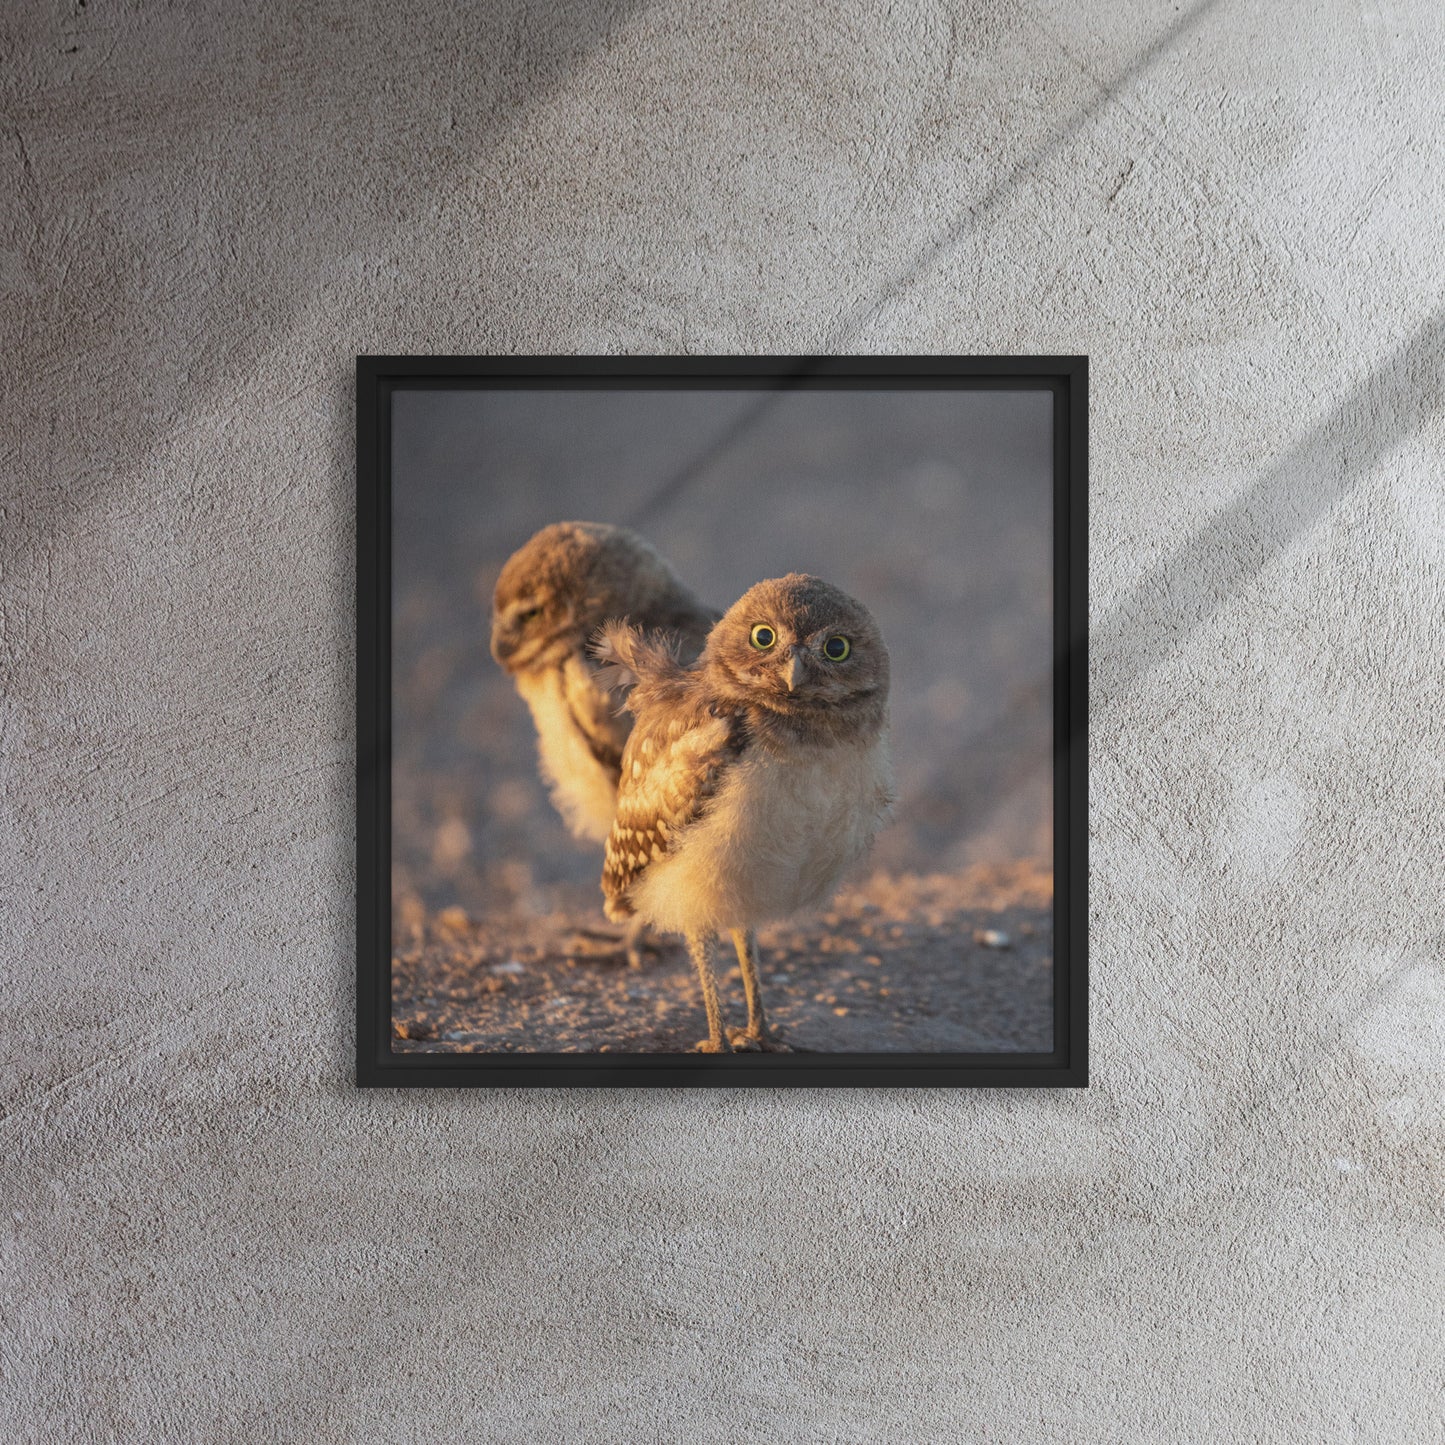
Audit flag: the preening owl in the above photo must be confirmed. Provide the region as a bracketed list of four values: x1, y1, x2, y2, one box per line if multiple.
[596, 573, 895, 1052]
[490, 521, 718, 844]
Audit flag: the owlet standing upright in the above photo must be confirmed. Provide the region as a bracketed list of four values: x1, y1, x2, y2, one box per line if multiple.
[596, 573, 895, 1053]
[490, 521, 718, 844]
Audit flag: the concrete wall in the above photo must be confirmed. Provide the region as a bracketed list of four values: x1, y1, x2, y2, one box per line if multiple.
[3, 1, 1441, 1439]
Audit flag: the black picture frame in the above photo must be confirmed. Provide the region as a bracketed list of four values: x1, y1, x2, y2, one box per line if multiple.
[357, 355, 1087, 1087]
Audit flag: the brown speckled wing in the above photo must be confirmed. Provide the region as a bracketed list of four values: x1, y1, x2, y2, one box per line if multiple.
[560, 654, 629, 780]
[601, 701, 747, 921]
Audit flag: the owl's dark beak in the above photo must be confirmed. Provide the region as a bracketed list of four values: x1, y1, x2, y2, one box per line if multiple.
[783, 650, 805, 692]
[490, 617, 517, 670]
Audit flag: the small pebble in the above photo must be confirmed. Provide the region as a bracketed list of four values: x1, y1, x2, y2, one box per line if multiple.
[492, 960, 526, 975]
[833, 1007, 849, 1017]
[435, 906, 469, 934]
[975, 929, 1011, 949]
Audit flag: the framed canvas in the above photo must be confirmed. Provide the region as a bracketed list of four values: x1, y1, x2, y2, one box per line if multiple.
[357, 356, 1087, 1086]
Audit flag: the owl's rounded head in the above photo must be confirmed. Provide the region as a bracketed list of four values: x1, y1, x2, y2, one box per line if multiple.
[490, 521, 688, 674]
[704, 573, 890, 737]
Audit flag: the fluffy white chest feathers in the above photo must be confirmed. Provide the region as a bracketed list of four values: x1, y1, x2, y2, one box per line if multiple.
[630, 732, 895, 934]
[514, 660, 623, 843]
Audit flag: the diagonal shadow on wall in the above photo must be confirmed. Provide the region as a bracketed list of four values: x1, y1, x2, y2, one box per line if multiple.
[1091, 309, 1445, 715]
[919, 307, 1445, 840]
[624, 0, 1225, 530]
[819, 0, 1228, 349]
[0, 0, 650, 588]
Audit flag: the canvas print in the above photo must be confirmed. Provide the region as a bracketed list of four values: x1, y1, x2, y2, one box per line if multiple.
[366, 360, 1083, 1081]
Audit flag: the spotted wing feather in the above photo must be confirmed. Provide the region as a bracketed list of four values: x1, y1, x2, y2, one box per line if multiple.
[601, 699, 747, 921]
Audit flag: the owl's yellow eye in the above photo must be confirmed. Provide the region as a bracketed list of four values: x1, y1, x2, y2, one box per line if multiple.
[750, 623, 777, 650]
[822, 635, 851, 661]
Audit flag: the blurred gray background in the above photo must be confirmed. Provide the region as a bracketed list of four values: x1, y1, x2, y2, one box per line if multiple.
[4, 0, 1442, 1440]
[392, 386, 1053, 917]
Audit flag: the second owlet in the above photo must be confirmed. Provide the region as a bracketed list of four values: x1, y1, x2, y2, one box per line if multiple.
[490, 521, 718, 843]
[596, 573, 895, 1053]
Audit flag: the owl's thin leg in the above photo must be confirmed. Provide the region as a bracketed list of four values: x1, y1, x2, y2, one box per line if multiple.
[727, 928, 790, 1051]
[624, 919, 654, 969]
[686, 931, 731, 1053]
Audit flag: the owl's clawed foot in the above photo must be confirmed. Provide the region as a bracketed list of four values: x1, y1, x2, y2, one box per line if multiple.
[727, 1024, 791, 1053]
[694, 1037, 733, 1054]
[561, 933, 631, 967]
[624, 922, 666, 970]
[562, 923, 667, 969]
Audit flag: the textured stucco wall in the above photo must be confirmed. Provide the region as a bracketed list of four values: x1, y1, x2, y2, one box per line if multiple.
[3, 1, 1442, 1440]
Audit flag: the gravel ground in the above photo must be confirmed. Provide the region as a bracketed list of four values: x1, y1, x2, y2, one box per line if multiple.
[392, 862, 1053, 1054]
